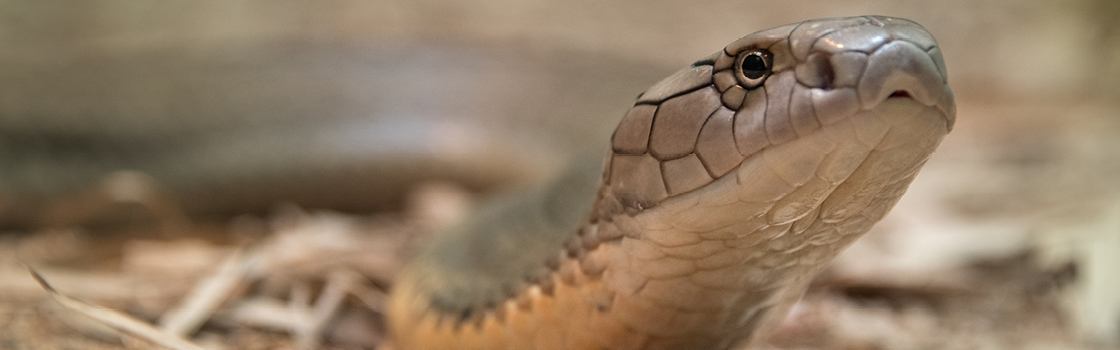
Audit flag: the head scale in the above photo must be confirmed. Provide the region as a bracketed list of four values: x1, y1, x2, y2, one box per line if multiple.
[605, 15, 955, 212]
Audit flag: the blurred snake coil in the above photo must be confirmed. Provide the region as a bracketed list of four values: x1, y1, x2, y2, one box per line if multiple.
[387, 16, 956, 350]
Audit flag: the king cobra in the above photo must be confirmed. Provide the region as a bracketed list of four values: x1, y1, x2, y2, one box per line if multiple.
[387, 16, 956, 350]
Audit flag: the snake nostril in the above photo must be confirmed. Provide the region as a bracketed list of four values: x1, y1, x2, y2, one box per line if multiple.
[819, 60, 835, 88]
[888, 90, 911, 99]
[797, 53, 835, 88]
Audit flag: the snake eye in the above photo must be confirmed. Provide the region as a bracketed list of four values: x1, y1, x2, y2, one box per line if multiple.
[735, 50, 772, 89]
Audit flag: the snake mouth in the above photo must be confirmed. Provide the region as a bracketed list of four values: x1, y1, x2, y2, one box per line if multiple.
[887, 90, 912, 99]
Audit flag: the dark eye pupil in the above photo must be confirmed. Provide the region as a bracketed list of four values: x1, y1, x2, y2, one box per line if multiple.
[741, 54, 767, 79]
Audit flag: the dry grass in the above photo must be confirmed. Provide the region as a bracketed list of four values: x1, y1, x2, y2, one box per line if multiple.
[0, 171, 1101, 349]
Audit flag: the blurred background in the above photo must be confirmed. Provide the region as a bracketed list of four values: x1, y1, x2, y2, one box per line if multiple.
[0, 0, 1117, 349]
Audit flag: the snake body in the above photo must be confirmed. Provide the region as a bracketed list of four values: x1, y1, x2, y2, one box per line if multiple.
[388, 16, 955, 350]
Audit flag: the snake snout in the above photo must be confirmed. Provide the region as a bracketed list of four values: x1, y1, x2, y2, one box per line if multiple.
[856, 39, 957, 130]
[791, 16, 956, 131]
[856, 39, 946, 109]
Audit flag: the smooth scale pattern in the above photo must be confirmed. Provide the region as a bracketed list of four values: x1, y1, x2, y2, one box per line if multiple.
[389, 15, 956, 350]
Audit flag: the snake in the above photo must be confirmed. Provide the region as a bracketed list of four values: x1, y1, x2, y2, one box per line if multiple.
[386, 15, 956, 350]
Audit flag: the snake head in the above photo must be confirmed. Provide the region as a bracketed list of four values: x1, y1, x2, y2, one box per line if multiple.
[607, 15, 955, 212]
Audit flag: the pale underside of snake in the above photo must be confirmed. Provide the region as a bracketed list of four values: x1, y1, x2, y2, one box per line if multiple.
[388, 15, 956, 350]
